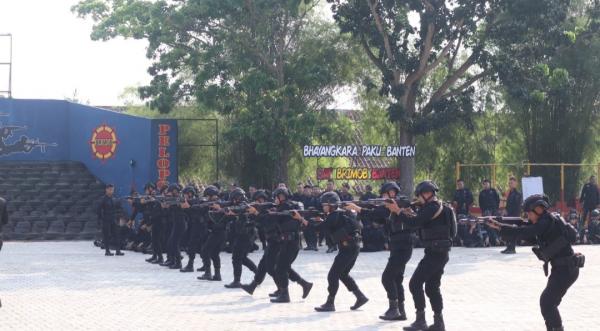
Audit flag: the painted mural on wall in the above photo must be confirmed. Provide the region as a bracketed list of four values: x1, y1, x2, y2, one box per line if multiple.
[0, 113, 58, 156]
[89, 124, 119, 161]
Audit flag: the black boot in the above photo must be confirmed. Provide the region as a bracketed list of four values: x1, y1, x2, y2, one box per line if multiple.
[350, 289, 369, 310]
[403, 311, 427, 331]
[159, 258, 173, 267]
[180, 259, 194, 272]
[269, 289, 281, 298]
[105, 250, 114, 256]
[299, 280, 313, 299]
[224, 281, 242, 289]
[426, 313, 445, 331]
[146, 255, 157, 263]
[241, 281, 258, 295]
[380, 299, 405, 321]
[270, 288, 290, 303]
[210, 268, 222, 281]
[169, 258, 182, 269]
[501, 247, 516, 254]
[314, 295, 335, 312]
[115, 250, 124, 256]
[152, 255, 164, 264]
[197, 265, 207, 272]
[197, 270, 212, 280]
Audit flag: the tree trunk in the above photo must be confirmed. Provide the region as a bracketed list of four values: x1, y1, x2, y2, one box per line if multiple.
[274, 140, 290, 187]
[398, 126, 415, 196]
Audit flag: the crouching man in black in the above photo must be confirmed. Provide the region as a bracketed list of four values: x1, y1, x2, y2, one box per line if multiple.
[387, 181, 452, 331]
[294, 191, 368, 312]
[486, 194, 583, 331]
[97, 184, 124, 256]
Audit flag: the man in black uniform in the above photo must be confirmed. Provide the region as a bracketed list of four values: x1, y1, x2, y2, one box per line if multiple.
[270, 188, 313, 303]
[452, 179, 473, 216]
[240, 190, 312, 297]
[487, 194, 583, 331]
[346, 182, 414, 321]
[180, 186, 204, 272]
[502, 176, 522, 254]
[296, 191, 368, 312]
[479, 179, 500, 246]
[223, 188, 258, 288]
[161, 184, 187, 270]
[579, 175, 599, 229]
[97, 184, 124, 256]
[197, 185, 226, 281]
[360, 185, 378, 201]
[388, 181, 451, 331]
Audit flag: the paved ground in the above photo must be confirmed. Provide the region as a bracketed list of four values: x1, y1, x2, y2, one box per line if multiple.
[0, 242, 598, 331]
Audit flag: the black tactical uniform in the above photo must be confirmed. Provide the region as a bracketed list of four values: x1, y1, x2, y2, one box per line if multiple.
[580, 180, 599, 227]
[498, 195, 582, 331]
[162, 185, 188, 270]
[452, 187, 473, 216]
[400, 181, 451, 331]
[360, 182, 414, 321]
[502, 187, 523, 254]
[96, 185, 124, 256]
[180, 186, 207, 272]
[0, 196, 7, 251]
[224, 188, 258, 288]
[241, 201, 311, 298]
[313, 192, 368, 313]
[270, 188, 313, 303]
[197, 186, 227, 282]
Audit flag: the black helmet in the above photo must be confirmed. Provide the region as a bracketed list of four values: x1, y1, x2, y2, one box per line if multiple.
[380, 182, 401, 195]
[253, 190, 269, 201]
[414, 180, 439, 196]
[522, 194, 550, 212]
[229, 188, 247, 202]
[273, 188, 291, 200]
[144, 182, 157, 191]
[167, 184, 182, 194]
[592, 209, 600, 218]
[320, 191, 341, 205]
[203, 185, 220, 197]
[182, 186, 197, 197]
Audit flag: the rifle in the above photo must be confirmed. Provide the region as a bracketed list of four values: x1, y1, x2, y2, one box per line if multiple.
[458, 216, 527, 227]
[340, 197, 416, 209]
[25, 138, 57, 152]
[268, 208, 325, 219]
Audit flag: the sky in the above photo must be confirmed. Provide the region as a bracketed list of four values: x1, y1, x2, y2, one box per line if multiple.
[0, 0, 357, 108]
[0, 0, 151, 105]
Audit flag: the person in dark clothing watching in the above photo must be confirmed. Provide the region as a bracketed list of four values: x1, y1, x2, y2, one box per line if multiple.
[360, 185, 378, 201]
[339, 183, 354, 202]
[452, 179, 473, 216]
[579, 175, 599, 229]
[97, 184, 124, 256]
[502, 176, 523, 254]
[486, 194, 583, 331]
[479, 179, 500, 246]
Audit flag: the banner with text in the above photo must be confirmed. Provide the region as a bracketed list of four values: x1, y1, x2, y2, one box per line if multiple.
[317, 168, 400, 180]
[303, 145, 415, 158]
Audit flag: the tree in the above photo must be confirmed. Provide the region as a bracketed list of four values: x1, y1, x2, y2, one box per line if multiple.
[498, 0, 600, 202]
[328, 0, 572, 194]
[73, 0, 359, 188]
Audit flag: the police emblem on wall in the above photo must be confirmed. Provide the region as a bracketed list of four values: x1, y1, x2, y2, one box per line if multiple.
[89, 124, 119, 160]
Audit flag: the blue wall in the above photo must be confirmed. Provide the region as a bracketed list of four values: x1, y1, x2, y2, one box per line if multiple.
[0, 99, 178, 197]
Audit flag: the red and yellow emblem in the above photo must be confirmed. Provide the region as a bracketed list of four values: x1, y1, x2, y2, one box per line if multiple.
[89, 125, 119, 160]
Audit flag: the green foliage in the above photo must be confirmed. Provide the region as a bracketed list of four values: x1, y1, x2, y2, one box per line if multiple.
[73, 0, 363, 187]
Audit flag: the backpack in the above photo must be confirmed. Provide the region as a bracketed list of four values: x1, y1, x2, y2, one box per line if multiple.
[444, 202, 458, 239]
[551, 212, 578, 244]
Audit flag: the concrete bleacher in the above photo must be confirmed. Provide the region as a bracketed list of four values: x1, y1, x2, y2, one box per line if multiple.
[0, 161, 105, 240]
